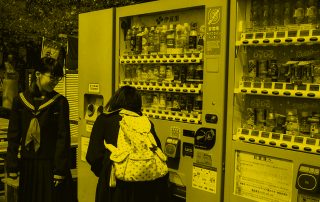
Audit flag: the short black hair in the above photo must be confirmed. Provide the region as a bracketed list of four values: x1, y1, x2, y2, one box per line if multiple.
[106, 86, 142, 114]
[36, 57, 64, 77]
[29, 57, 63, 97]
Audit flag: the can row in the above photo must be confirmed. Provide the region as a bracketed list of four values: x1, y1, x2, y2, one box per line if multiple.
[251, 0, 320, 28]
[246, 59, 320, 84]
[123, 64, 203, 83]
[141, 92, 202, 112]
[244, 108, 320, 138]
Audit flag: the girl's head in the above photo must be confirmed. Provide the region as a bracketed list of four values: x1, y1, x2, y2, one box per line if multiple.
[30, 57, 64, 96]
[106, 86, 142, 114]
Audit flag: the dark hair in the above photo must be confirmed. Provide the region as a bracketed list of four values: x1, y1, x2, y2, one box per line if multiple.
[105, 86, 142, 115]
[29, 57, 63, 97]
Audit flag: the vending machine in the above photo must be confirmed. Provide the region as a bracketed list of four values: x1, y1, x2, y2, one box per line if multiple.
[78, 8, 115, 202]
[226, 0, 320, 201]
[115, 0, 228, 201]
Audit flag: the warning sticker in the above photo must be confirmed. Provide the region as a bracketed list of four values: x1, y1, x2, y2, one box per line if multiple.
[192, 165, 217, 193]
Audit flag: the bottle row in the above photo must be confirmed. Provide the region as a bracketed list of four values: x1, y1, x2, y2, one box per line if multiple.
[140, 91, 202, 113]
[122, 64, 203, 83]
[124, 22, 205, 55]
[244, 59, 320, 84]
[250, 0, 320, 28]
[243, 108, 320, 139]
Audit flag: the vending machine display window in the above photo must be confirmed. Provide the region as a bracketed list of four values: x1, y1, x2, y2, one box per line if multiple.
[118, 7, 205, 124]
[226, 0, 320, 201]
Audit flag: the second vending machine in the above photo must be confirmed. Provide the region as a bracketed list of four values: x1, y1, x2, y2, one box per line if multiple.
[115, 0, 229, 201]
[226, 0, 320, 201]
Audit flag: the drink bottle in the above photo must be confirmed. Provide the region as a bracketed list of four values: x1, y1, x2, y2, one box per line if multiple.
[125, 29, 132, 55]
[142, 27, 149, 55]
[160, 25, 167, 54]
[306, 0, 317, 24]
[175, 24, 184, 54]
[189, 23, 198, 52]
[166, 24, 175, 54]
[293, 0, 305, 24]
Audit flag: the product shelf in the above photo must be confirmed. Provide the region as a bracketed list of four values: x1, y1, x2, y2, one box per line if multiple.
[120, 53, 203, 64]
[235, 81, 320, 98]
[236, 29, 320, 46]
[142, 108, 201, 124]
[120, 81, 202, 94]
[235, 128, 320, 155]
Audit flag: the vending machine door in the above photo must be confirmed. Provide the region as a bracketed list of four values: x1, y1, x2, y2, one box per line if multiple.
[225, 0, 320, 201]
[115, 0, 229, 201]
[78, 8, 115, 202]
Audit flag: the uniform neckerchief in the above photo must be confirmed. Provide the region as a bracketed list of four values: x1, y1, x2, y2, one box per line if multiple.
[19, 92, 61, 152]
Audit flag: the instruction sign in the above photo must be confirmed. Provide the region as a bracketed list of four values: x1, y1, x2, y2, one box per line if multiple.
[192, 164, 217, 193]
[234, 151, 293, 202]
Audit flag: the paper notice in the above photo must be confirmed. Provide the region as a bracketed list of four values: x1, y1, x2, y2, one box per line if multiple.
[192, 165, 217, 193]
[234, 151, 293, 202]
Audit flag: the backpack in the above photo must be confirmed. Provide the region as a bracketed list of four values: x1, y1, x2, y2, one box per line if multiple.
[104, 109, 168, 182]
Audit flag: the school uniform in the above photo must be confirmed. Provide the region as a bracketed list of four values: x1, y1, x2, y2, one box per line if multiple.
[6, 89, 76, 202]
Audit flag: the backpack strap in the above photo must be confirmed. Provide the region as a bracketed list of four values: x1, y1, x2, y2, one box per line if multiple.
[19, 92, 61, 152]
[104, 140, 117, 153]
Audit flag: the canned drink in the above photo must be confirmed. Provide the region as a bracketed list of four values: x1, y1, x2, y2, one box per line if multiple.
[309, 117, 319, 138]
[306, 0, 317, 24]
[266, 112, 276, 132]
[255, 108, 266, 131]
[179, 94, 187, 112]
[152, 93, 160, 109]
[258, 60, 268, 80]
[131, 65, 137, 81]
[255, 108, 266, 125]
[147, 66, 154, 81]
[194, 64, 203, 82]
[180, 65, 187, 83]
[262, 1, 270, 27]
[268, 60, 278, 82]
[186, 95, 194, 113]
[273, 2, 283, 26]
[273, 114, 286, 134]
[153, 65, 160, 81]
[283, 1, 292, 25]
[141, 92, 147, 108]
[145, 93, 153, 108]
[300, 111, 310, 136]
[248, 60, 257, 79]
[193, 95, 202, 112]
[251, 0, 261, 27]
[159, 65, 166, 80]
[293, 0, 305, 24]
[159, 93, 166, 109]
[245, 108, 255, 129]
[172, 94, 180, 111]
[125, 65, 132, 81]
[136, 65, 143, 81]
[186, 64, 195, 82]
[277, 64, 289, 82]
[173, 65, 181, 83]
[166, 65, 174, 81]
[166, 93, 173, 110]
[141, 65, 148, 81]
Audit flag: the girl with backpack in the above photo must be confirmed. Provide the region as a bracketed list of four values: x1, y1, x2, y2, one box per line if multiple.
[86, 85, 170, 202]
